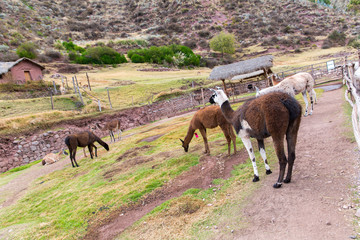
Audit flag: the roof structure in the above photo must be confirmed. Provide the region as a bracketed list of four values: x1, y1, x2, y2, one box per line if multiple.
[0, 58, 45, 75]
[209, 55, 274, 81]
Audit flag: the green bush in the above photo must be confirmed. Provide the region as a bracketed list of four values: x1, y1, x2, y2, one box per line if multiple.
[127, 44, 200, 67]
[131, 54, 145, 63]
[16, 42, 38, 59]
[75, 46, 127, 65]
[347, 0, 360, 11]
[62, 39, 85, 53]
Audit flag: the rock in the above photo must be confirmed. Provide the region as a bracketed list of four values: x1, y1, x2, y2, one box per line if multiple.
[30, 146, 37, 151]
[32, 141, 39, 146]
[355, 209, 360, 218]
[326, 221, 331, 225]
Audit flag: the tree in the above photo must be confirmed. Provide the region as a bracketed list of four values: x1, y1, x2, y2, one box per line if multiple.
[209, 32, 236, 57]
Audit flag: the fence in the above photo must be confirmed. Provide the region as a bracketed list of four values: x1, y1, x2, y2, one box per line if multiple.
[343, 59, 360, 149]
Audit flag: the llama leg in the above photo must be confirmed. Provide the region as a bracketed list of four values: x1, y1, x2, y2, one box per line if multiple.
[199, 128, 210, 154]
[273, 137, 287, 188]
[257, 139, 272, 175]
[83, 148, 87, 157]
[240, 135, 259, 182]
[308, 89, 314, 115]
[229, 126, 237, 154]
[284, 117, 301, 183]
[70, 149, 76, 168]
[88, 145, 94, 159]
[312, 89, 317, 104]
[302, 91, 309, 116]
[72, 148, 79, 167]
[220, 126, 232, 156]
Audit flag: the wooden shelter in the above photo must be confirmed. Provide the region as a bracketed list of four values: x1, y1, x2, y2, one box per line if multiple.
[209, 55, 274, 92]
[0, 58, 45, 84]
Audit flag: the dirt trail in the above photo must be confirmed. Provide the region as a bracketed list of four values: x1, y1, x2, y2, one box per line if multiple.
[229, 87, 360, 239]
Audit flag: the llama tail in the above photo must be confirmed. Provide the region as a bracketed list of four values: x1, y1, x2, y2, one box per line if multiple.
[96, 137, 110, 151]
[64, 136, 70, 147]
[280, 97, 302, 122]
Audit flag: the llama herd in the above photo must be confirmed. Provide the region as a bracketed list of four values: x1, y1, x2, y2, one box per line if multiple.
[43, 71, 317, 189]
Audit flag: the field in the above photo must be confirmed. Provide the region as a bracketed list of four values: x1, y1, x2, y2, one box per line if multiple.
[0, 46, 357, 239]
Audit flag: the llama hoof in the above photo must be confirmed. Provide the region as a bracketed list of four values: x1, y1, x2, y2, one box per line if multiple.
[252, 175, 260, 182]
[284, 178, 291, 183]
[273, 182, 282, 188]
[266, 169, 272, 175]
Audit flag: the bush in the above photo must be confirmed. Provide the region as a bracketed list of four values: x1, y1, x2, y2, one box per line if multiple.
[131, 54, 145, 63]
[209, 32, 236, 57]
[75, 46, 127, 65]
[16, 42, 38, 59]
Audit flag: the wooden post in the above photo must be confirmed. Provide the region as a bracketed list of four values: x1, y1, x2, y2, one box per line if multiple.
[77, 86, 84, 105]
[86, 72, 91, 91]
[75, 75, 79, 90]
[98, 100, 102, 112]
[72, 77, 77, 93]
[201, 87, 205, 107]
[53, 81, 57, 94]
[65, 77, 69, 89]
[50, 91, 54, 110]
[106, 87, 112, 109]
[60, 76, 65, 88]
[192, 81, 194, 88]
[190, 93, 193, 107]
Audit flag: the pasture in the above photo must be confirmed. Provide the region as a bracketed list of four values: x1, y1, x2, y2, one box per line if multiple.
[0, 46, 358, 239]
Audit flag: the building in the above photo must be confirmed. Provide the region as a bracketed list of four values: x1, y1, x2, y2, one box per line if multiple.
[0, 58, 45, 84]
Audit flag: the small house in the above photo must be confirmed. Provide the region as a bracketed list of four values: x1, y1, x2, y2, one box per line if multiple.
[0, 58, 45, 84]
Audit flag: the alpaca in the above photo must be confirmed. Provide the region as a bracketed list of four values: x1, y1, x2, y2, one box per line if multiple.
[210, 89, 302, 188]
[65, 131, 109, 167]
[92, 119, 122, 142]
[180, 105, 237, 156]
[42, 149, 68, 165]
[256, 72, 317, 116]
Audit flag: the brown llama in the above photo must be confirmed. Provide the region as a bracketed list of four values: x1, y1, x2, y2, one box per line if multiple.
[42, 149, 68, 165]
[92, 119, 122, 142]
[180, 105, 237, 156]
[65, 131, 109, 168]
[210, 89, 302, 188]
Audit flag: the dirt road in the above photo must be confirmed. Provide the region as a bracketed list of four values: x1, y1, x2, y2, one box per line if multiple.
[231, 86, 360, 239]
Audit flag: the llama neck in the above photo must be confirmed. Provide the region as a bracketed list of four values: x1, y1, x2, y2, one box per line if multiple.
[220, 100, 235, 122]
[259, 85, 277, 95]
[184, 126, 195, 146]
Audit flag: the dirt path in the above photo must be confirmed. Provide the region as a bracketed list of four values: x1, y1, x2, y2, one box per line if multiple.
[230, 87, 359, 239]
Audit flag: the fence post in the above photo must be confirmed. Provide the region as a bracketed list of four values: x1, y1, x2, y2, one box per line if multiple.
[75, 75, 80, 89]
[98, 100, 102, 112]
[201, 87, 205, 107]
[72, 77, 77, 93]
[86, 72, 91, 91]
[50, 91, 54, 110]
[60, 76, 65, 88]
[52, 81, 58, 94]
[106, 87, 113, 109]
[65, 77, 69, 89]
[77, 86, 84, 105]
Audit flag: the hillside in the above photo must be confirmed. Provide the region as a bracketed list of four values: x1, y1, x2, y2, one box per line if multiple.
[0, 0, 359, 61]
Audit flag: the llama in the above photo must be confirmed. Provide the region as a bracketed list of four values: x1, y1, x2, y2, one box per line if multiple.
[42, 149, 68, 165]
[256, 72, 317, 116]
[92, 119, 122, 142]
[209, 89, 302, 188]
[65, 131, 109, 167]
[180, 105, 237, 156]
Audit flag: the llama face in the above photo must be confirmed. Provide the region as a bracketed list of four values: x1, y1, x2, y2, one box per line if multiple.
[179, 139, 189, 152]
[209, 89, 228, 106]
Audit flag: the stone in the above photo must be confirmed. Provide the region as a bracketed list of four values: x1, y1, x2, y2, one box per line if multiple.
[32, 141, 39, 146]
[355, 209, 360, 218]
[31, 136, 37, 141]
[30, 146, 37, 151]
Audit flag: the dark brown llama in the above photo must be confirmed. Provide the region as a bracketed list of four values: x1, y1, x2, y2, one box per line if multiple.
[180, 105, 237, 156]
[65, 131, 109, 167]
[92, 119, 122, 142]
[210, 89, 302, 188]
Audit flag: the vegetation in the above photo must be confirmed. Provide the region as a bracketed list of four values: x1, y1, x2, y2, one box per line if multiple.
[209, 32, 236, 57]
[347, 0, 360, 12]
[75, 46, 127, 65]
[16, 42, 38, 59]
[127, 44, 201, 67]
[322, 30, 347, 49]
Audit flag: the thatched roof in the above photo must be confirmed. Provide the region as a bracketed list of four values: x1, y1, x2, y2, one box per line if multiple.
[209, 55, 273, 81]
[0, 58, 44, 75]
[231, 69, 264, 81]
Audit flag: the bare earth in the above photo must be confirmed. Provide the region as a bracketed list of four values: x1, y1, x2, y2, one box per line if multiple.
[1, 87, 359, 239]
[232, 87, 360, 240]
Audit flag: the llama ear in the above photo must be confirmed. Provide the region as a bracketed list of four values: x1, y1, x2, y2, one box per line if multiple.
[255, 86, 260, 93]
[215, 86, 222, 90]
[209, 88, 216, 93]
[179, 138, 184, 143]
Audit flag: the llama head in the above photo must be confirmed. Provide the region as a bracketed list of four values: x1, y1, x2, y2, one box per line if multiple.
[209, 88, 228, 106]
[179, 139, 189, 152]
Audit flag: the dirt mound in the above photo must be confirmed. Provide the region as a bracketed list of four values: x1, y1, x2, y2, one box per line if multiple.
[84, 149, 248, 240]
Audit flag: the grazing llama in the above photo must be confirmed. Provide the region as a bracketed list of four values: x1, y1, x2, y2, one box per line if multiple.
[92, 119, 122, 142]
[180, 105, 237, 156]
[42, 149, 68, 165]
[256, 72, 317, 116]
[65, 131, 109, 167]
[210, 89, 302, 188]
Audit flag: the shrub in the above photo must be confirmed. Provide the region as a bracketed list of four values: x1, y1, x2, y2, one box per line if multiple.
[348, 37, 360, 49]
[75, 46, 127, 65]
[131, 54, 145, 63]
[16, 42, 38, 59]
[209, 32, 236, 57]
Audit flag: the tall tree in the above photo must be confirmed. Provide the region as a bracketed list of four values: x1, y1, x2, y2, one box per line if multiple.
[209, 32, 236, 57]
